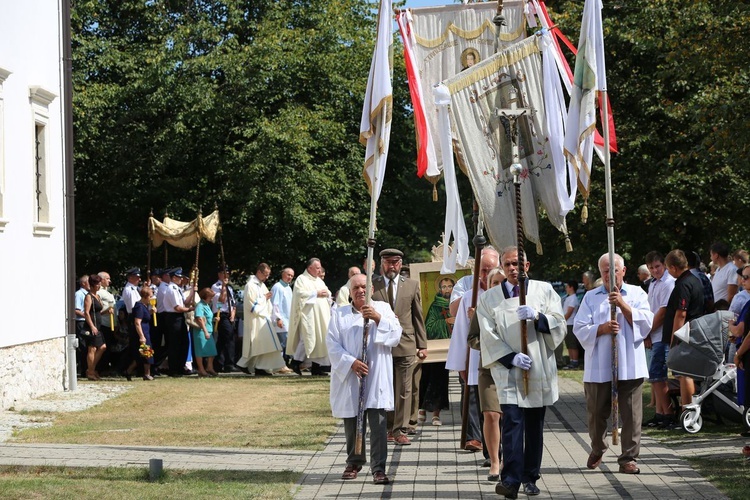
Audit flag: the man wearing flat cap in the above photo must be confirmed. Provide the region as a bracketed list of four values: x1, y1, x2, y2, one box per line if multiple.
[372, 249, 428, 445]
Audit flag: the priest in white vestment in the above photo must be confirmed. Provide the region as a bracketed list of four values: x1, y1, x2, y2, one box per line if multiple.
[327, 274, 401, 484]
[286, 258, 332, 374]
[237, 264, 285, 375]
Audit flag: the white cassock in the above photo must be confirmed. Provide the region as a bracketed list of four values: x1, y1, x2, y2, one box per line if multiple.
[478, 280, 566, 408]
[237, 275, 285, 371]
[445, 285, 483, 385]
[286, 270, 332, 364]
[327, 301, 402, 418]
[573, 284, 653, 383]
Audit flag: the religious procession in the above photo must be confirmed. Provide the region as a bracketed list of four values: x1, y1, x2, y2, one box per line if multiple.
[56, 0, 749, 498]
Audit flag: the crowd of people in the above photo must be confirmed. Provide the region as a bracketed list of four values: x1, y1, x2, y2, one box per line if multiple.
[73, 241, 748, 495]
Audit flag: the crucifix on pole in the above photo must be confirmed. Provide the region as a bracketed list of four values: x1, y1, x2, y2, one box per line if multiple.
[496, 85, 533, 396]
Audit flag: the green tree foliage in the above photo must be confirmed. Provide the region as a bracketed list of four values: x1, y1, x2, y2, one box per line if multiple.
[74, 0, 749, 286]
[73, 0, 455, 286]
[534, 0, 749, 280]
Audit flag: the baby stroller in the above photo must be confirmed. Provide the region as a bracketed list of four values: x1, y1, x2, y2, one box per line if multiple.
[666, 311, 745, 433]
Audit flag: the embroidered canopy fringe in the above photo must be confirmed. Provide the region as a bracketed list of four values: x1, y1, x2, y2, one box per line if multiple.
[149, 210, 220, 249]
[441, 35, 569, 252]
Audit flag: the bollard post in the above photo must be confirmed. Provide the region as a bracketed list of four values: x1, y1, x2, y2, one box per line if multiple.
[149, 458, 163, 481]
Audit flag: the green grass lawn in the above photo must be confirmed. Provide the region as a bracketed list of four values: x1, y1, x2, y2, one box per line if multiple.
[3, 376, 335, 499]
[0, 466, 297, 500]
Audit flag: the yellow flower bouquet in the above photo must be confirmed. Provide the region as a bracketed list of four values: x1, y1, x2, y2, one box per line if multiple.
[139, 343, 154, 359]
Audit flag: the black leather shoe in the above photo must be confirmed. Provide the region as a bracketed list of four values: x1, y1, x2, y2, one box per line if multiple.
[254, 369, 272, 377]
[495, 481, 519, 499]
[523, 482, 540, 496]
[290, 360, 302, 376]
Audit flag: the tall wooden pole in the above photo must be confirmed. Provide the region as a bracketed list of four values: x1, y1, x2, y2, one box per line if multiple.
[460, 201, 485, 449]
[498, 86, 531, 395]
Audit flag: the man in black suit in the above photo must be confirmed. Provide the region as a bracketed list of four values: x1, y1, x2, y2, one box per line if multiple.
[372, 248, 428, 445]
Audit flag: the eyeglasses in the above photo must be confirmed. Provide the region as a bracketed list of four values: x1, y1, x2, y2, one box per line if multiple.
[742, 275, 750, 281]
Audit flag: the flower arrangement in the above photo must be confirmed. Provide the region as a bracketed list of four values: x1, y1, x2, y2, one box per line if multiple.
[139, 343, 154, 359]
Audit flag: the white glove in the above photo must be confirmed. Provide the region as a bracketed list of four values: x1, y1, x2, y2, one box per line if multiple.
[517, 305, 538, 321]
[511, 353, 532, 370]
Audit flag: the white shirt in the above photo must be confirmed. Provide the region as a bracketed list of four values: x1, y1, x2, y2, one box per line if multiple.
[730, 290, 750, 322]
[326, 301, 402, 418]
[383, 276, 400, 305]
[647, 272, 675, 343]
[450, 275, 473, 304]
[156, 281, 170, 313]
[271, 281, 293, 332]
[573, 284, 653, 383]
[211, 280, 236, 314]
[161, 283, 184, 312]
[446, 285, 482, 385]
[563, 294, 579, 326]
[98, 288, 117, 328]
[712, 262, 738, 303]
[122, 282, 140, 314]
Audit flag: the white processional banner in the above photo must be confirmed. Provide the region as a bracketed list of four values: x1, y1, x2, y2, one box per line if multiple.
[408, 0, 526, 173]
[441, 35, 568, 251]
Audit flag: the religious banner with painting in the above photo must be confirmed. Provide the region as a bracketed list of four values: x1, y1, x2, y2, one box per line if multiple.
[399, 0, 527, 176]
[439, 35, 569, 252]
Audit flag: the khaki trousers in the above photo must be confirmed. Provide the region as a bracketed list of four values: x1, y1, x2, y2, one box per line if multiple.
[387, 355, 415, 436]
[584, 378, 643, 464]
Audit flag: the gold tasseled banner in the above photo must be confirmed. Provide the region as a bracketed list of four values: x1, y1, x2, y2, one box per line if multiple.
[565, 234, 573, 252]
[536, 241, 543, 255]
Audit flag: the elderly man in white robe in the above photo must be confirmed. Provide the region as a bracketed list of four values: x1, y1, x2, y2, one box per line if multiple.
[287, 258, 332, 375]
[327, 273, 402, 485]
[478, 246, 565, 499]
[237, 263, 285, 376]
[573, 253, 653, 475]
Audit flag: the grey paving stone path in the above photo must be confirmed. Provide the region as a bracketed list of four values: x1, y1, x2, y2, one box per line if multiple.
[294, 377, 735, 499]
[0, 375, 742, 499]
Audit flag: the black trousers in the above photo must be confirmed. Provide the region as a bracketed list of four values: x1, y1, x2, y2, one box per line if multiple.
[153, 313, 168, 367]
[214, 316, 236, 370]
[164, 313, 189, 374]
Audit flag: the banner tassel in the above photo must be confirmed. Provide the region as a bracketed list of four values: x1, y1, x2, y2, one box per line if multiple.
[581, 199, 589, 224]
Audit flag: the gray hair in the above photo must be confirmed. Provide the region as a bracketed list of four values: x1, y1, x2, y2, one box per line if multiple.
[597, 253, 625, 271]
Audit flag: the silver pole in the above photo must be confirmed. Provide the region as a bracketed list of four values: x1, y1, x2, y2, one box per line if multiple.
[601, 89, 618, 445]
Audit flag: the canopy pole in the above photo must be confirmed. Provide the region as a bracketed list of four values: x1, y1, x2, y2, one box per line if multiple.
[147, 208, 154, 283]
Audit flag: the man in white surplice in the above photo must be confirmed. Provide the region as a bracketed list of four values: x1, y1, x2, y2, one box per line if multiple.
[478, 246, 565, 498]
[573, 253, 653, 475]
[286, 258, 332, 375]
[327, 274, 402, 485]
[237, 263, 285, 375]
